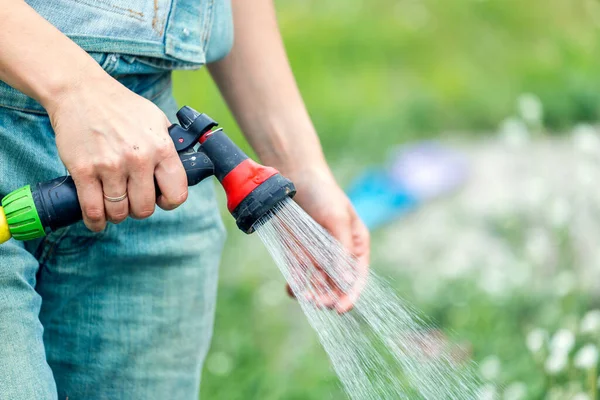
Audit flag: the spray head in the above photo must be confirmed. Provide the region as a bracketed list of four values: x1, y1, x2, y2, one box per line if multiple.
[184, 109, 296, 233]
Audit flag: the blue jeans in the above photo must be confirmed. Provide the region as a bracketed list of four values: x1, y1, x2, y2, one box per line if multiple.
[0, 54, 226, 399]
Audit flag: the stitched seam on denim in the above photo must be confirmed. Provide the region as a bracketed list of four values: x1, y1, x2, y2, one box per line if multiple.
[69, 35, 162, 47]
[200, 0, 212, 50]
[134, 56, 201, 71]
[202, 0, 215, 52]
[71, 0, 145, 21]
[162, 0, 178, 47]
[70, 36, 204, 64]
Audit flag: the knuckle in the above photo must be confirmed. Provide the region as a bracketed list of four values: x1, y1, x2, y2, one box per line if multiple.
[156, 140, 175, 158]
[132, 207, 155, 219]
[163, 190, 188, 209]
[159, 159, 183, 175]
[125, 147, 150, 164]
[70, 163, 94, 178]
[174, 189, 188, 205]
[84, 206, 104, 222]
[109, 211, 128, 224]
[98, 156, 123, 173]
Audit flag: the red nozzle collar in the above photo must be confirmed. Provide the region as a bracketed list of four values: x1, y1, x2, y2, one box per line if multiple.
[221, 159, 278, 212]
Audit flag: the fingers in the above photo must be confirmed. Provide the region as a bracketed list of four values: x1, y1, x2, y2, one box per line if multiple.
[334, 270, 367, 313]
[352, 212, 371, 267]
[127, 162, 156, 219]
[155, 153, 188, 211]
[99, 160, 129, 224]
[71, 168, 106, 232]
[334, 212, 371, 313]
[325, 212, 354, 254]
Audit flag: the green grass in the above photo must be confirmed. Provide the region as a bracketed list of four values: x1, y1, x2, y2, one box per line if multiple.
[175, 0, 600, 163]
[171, 1, 600, 398]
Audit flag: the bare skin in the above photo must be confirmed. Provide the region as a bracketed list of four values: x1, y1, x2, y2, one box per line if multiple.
[209, 0, 370, 312]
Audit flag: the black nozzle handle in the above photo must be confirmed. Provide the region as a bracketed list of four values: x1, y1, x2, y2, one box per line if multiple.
[34, 151, 214, 233]
[154, 149, 214, 197]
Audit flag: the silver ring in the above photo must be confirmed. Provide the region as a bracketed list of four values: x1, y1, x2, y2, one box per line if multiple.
[103, 192, 128, 202]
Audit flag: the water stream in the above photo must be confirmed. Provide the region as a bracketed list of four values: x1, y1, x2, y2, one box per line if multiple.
[254, 198, 482, 399]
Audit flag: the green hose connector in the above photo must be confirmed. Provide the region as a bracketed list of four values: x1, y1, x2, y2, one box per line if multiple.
[1, 185, 45, 241]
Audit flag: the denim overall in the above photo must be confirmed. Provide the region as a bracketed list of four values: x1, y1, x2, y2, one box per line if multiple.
[0, 1, 232, 399]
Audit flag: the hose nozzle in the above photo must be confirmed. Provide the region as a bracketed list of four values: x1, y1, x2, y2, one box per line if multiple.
[0, 106, 295, 243]
[195, 122, 296, 233]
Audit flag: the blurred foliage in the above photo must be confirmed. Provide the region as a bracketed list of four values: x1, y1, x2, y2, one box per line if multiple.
[175, 0, 600, 164]
[171, 0, 600, 398]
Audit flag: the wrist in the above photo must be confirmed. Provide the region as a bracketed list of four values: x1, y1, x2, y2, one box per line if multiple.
[282, 160, 335, 186]
[263, 148, 330, 179]
[38, 60, 108, 113]
[251, 121, 331, 178]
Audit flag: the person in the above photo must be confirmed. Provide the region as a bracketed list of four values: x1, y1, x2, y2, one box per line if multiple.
[0, 0, 370, 398]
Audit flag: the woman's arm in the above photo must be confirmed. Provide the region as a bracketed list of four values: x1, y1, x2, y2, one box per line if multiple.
[208, 0, 370, 312]
[0, 0, 188, 231]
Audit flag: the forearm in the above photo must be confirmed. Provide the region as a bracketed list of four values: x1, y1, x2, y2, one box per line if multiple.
[0, 0, 108, 112]
[207, 0, 328, 177]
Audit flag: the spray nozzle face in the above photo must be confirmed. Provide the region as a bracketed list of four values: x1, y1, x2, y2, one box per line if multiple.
[231, 174, 296, 233]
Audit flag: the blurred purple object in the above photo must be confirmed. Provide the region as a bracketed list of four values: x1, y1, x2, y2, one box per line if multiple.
[346, 141, 468, 230]
[390, 142, 468, 201]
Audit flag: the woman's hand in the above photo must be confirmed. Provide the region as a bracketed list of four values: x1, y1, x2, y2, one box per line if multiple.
[46, 75, 188, 232]
[286, 165, 370, 313]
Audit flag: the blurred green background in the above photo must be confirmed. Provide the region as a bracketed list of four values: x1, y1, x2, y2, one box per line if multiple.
[172, 0, 600, 398]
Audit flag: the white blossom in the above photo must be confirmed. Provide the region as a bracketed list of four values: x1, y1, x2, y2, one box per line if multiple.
[526, 329, 546, 353]
[517, 93, 543, 126]
[555, 271, 576, 297]
[550, 329, 575, 354]
[500, 117, 529, 148]
[479, 355, 501, 380]
[580, 310, 600, 334]
[503, 382, 526, 400]
[525, 229, 552, 266]
[548, 197, 571, 227]
[477, 384, 498, 400]
[572, 124, 600, 155]
[571, 393, 591, 400]
[574, 344, 599, 370]
[546, 387, 567, 400]
[544, 350, 568, 375]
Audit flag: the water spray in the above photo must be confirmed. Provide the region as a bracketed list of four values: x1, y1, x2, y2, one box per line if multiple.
[0, 106, 296, 244]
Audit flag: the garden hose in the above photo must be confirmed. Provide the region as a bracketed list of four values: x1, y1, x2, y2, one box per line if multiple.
[0, 106, 296, 244]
